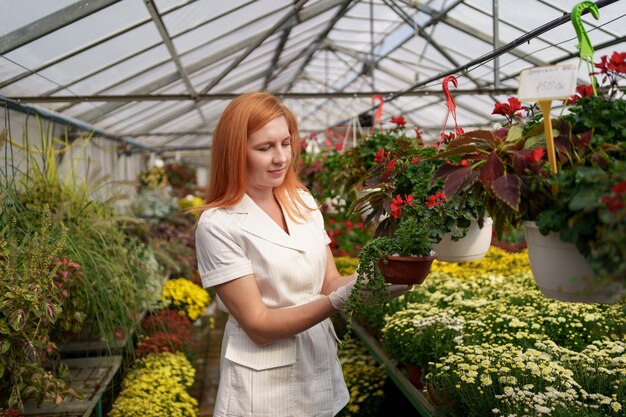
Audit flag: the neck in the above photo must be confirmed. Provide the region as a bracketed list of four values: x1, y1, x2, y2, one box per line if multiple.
[246, 187, 276, 205]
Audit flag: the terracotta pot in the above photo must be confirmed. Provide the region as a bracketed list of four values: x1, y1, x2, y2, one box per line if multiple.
[406, 363, 425, 389]
[426, 384, 453, 406]
[433, 217, 493, 262]
[377, 254, 437, 285]
[523, 221, 625, 304]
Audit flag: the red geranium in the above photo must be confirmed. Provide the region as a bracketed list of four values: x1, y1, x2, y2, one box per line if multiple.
[492, 97, 527, 124]
[390, 116, 406, 127]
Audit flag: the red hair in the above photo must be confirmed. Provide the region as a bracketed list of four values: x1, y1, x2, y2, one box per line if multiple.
[201, 92, 312, 221]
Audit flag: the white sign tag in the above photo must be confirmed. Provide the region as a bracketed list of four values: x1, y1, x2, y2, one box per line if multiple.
[517, 64, 578, 102]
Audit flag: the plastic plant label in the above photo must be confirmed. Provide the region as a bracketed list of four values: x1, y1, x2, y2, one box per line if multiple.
[517, 64, 578, 101]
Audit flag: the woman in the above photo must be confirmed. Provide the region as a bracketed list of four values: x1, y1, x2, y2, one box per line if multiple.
[195, 92, 408, 417]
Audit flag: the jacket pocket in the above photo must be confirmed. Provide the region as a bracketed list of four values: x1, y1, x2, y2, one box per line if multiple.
[224, 329, 296, 371]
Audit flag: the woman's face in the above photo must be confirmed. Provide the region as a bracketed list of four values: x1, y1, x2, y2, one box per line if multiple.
[246, 115, 292, 194]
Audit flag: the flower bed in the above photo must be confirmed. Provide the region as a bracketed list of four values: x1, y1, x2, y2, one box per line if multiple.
[337, 338, 387, 417]
[377, 247, 625, 416]
[109, 351, 198, 417]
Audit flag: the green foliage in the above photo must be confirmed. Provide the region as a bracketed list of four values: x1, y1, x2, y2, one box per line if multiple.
[129, 190, 178, 223]
[0, 209, 78, 410]
[163, 161, 197, 197]
[299, 129, 412, 217]
[537, 160, 626, 281]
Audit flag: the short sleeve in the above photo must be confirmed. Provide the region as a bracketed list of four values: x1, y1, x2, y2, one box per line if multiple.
[299, 191, 331, 246]
[195, 212, 254, 289]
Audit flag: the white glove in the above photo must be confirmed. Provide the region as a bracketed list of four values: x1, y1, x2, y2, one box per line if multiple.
[328, 274, 412, 311]
[328, 274, 358, 311]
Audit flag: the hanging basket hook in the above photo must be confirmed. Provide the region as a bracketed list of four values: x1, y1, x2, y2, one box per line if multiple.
[571, 1, 600, 94]
[370, 94, 385, 133]
[440, 75, 463, 146]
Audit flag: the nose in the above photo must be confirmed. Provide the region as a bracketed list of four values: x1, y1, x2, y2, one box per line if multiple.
[272, 145, 289, 166]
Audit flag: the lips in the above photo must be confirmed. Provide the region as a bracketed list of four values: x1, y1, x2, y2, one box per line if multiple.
[269, 168, 285, 177]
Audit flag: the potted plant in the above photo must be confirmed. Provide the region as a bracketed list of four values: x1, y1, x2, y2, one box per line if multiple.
[343, 125, 488, 316]
[433, 51, 625, 303]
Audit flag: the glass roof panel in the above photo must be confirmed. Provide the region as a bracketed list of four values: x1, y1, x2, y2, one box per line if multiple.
[36, 24, 162, 91]
[160, 0, 256, 37]
[0, 0, 624, 151]
[53, 45, 171, 96]
[172, 1, 289, 56]
[5, 1, 150, 70]
[0, 0, 78, 36]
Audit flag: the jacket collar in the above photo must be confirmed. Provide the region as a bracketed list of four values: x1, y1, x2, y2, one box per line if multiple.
[228, 194, 308, 252]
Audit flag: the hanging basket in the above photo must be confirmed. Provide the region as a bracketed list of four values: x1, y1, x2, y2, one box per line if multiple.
[377, 253, 437, 285]
[523, 221, 625, 304]
[433, 218, 493, 263]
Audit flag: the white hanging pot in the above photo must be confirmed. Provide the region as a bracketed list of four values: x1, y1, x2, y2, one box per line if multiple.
[433, 217, 493, 263]
[523, 221, 625, 304]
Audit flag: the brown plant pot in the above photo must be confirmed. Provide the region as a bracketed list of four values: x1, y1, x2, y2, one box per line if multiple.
[407, 363, 425, 389]
[377, 254, 437, 285]
[426, 383, 453, 406]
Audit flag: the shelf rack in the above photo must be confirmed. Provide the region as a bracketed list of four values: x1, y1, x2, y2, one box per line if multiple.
[350, 318, 435, 417]
[23, 356, 122, 417]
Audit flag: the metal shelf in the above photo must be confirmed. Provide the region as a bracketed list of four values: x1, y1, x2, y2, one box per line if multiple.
[23, 355, 122, 417]
[349, 318, 434, 417]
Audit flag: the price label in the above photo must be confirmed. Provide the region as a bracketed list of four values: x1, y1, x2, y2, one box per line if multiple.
[517, 64, 578, 102]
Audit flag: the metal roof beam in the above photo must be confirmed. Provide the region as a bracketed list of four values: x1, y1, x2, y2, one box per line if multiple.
[418, 3, 548, 68]
[74, 0, 342, 123]
[199, 0, 308, 94]
[0, 0, 122, 54]
[144, 0, 208, 127]
[0, 95, 154, 151]
[299, 0, 465, 122]
[275, 0, 356, 92]
[263, 24, 293, 90]
[9, 87, 534, 103]
[312, 0, 621, 133]
[0, 0, 198, 90]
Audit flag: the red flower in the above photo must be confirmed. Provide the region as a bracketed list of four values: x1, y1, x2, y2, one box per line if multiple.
[566, 85, 594, 104]
[334, 142, 344, 151]
[525, 147, 545, 163]
[492, 97, 527, 121]
[404, 194, 415, 206]
[440, 132, 456, 144]
[374, 148, 387, 163]
[386, 157, 398, 171]
[611, 180, 626, 194]
[390, 194, 404, 218]
[457, 159, 470, 167]
[602, 196, 625, 213]
[391, 116, 406, 127]
[411, 157, 420, 164]
[424, 191, 445, 208]
[594, 52, 626, 75]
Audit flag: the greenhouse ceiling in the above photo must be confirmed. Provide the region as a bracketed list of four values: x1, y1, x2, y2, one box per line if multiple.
[0, 0, 624, 153]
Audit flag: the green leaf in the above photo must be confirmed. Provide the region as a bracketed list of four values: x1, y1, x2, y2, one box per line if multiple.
[8, 309, 25, 331]
[523, 132, 546, 150]
[0, 318, 8, 334]
[569, 187, 603, 211]
[505, 124, 523, 142]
